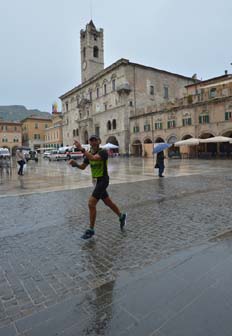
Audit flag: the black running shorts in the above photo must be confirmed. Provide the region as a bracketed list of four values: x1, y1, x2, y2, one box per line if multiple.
[92, 176, 109, 200]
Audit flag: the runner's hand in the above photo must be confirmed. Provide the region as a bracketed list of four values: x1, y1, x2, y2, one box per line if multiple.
[73, 140, 82, 150]
[69, 159, 78, 167]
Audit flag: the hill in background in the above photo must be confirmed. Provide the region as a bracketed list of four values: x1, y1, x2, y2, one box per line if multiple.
[0, 105, 51, 121]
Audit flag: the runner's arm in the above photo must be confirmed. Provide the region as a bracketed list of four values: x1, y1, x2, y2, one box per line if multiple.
[73, 140, 103, 161]
[69, 160, 87, 170]
[83, 151, 102, 161]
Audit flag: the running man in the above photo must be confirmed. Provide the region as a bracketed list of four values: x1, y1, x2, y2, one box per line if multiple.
[69, 135, 127, 239]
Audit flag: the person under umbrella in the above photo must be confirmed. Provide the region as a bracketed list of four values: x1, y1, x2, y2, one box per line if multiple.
[153, 143, 171, 177]
[155, 150, 165, 177]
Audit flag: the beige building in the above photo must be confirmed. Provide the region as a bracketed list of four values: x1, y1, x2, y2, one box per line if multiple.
[131, 72, 232, 157]
[60, 21, 196, 154]
[0, 120, 22, 153]
[22, 116, 52, 150]
[44, 112, 63, 149]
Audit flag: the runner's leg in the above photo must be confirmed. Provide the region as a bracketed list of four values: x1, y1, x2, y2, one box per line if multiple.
[103, 196, 121, 216]
[88, 196, 99, 229]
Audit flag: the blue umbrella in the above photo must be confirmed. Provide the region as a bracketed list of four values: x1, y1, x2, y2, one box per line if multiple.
[153, 143, 172, 154]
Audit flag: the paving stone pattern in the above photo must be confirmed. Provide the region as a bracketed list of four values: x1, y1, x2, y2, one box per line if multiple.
[0, 173, 231, 335]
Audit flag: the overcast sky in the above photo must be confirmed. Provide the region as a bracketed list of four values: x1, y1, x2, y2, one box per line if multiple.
[0, 0, 231, 112]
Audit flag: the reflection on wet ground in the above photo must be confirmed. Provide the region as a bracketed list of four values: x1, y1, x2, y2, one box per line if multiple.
[0, 157, 232, 335]
[0, 156, 232, 197]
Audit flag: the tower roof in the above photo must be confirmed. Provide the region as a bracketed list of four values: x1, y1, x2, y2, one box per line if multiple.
[88, 20, 96, 29]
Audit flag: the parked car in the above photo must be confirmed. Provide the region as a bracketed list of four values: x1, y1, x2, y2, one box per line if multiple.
[28, 150, 38, 162]
[43, 149, 53, 159]
[48, 145, 90, 162]
[49, 149, 70, 161]
[59, 146, 84, 160]
[0, 148, 11, 158]
[48, 150, 61, 161]
[48, 146, 84, 161]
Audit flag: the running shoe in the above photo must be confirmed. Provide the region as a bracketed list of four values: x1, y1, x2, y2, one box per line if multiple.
[119, 213, 127, 231]
[81, 229, 95, 240]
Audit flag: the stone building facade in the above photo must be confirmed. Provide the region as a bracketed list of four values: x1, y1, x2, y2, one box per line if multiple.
[44, 112, 63, 149]
[60, 21, 196, 154]
[130, 72, 232, 157]
[0, 121, 22, 153]
[21, 116, 52, 150]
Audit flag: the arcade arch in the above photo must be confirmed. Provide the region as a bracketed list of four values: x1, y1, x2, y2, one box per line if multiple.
[106, 136, 119, 146]
[181, 134, 195, 140]
[177, 134, 197, 158]
[220, 130, 232, 154]
[143, 138, 153, 157]
[166, 135, 177, 157]
[154, 137, 165, 143]
[144, 138, 152, 144]
[199, 132, 216, 155]
[132, 139, 142, 156]
[167, 135, 177, 144]
[221, 130, 232, 138]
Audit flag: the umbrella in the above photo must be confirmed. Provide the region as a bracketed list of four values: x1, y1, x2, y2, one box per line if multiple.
[153, 143, 171, 154]
[199, 136, 232, 143]
[174, 138, 200, 146]
[102, 143, 119, 149]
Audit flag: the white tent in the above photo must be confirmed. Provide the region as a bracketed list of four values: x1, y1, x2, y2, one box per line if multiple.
[102, 143, 119, 149]
[174, 138, 200, 146]
[199, 136, 232, 143]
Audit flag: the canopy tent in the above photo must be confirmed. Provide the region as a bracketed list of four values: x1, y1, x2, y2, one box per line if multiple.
[101, 143, 119, 149]
[175, 136, 232, 146]
[199, 136, 232, 143]
[174, 138, 200, 146]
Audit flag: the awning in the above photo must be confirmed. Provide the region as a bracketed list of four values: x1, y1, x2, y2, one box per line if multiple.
[174, 138, 200, 146]
[199, 136, 232, 143]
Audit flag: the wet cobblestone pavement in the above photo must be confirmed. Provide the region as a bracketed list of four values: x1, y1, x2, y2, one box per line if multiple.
[0, 158, 232, 335]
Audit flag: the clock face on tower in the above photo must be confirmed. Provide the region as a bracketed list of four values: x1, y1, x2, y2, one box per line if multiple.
[82, 61, 87, 70]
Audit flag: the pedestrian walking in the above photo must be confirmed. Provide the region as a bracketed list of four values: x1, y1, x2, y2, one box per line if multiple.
[69, 135, 127, 240]
[16, 148, 26, 175]
[156, 150, 165, 177]
[0, 155, 3, 175]
[2, 156, 11, 175]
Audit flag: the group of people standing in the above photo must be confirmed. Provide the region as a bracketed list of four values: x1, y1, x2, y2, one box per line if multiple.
[0, 156, 11, 175]
[0, 148, 26, 176]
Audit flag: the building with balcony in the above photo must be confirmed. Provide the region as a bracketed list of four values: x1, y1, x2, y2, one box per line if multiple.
[130, 72, 232, 157]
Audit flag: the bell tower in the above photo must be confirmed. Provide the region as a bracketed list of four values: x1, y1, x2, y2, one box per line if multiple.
[80, 20, 104, 83]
